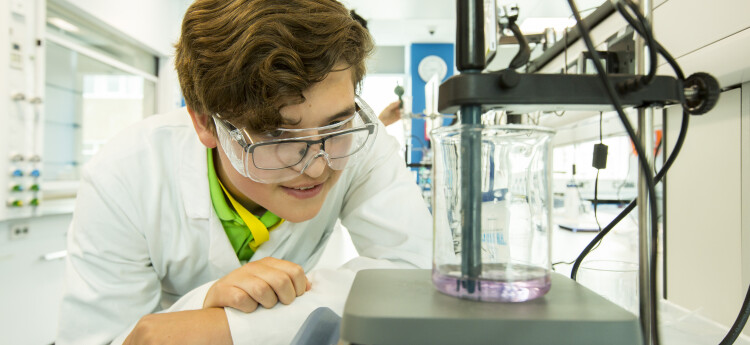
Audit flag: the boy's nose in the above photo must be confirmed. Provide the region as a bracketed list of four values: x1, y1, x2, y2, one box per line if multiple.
[302, 154, 327, 178]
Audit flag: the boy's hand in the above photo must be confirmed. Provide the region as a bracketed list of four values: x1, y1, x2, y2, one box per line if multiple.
[378, 100, 402, 126]
[203, 257, 312, 312]
[123, 308, 230, 345]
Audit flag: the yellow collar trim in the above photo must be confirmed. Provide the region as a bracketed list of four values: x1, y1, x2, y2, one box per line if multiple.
[217, 180, 283, 251]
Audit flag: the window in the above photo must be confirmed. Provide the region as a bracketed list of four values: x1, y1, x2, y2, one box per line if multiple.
[43, 3, 157, 197]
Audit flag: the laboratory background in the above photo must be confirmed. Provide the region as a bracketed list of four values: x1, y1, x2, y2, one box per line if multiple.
[1, 0, 749, 344]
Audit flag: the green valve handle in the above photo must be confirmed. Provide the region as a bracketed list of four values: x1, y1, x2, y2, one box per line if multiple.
[8, 200, 23, 207]
[29, 184, 40, 192]
[11, 185, 23, 192]
[394, 85, 405, 108]
[29, 198, 39, 206]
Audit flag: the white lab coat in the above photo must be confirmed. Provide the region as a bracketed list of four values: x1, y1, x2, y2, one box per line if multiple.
[57, 107, 432, 344]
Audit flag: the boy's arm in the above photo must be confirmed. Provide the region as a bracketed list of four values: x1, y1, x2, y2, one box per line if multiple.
[120, 308, 231, 345]
[161, 257, 404, 345]
[57, 168, 161, 345]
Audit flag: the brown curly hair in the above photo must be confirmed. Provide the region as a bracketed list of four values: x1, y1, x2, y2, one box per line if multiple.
[174, 0, 373, 133]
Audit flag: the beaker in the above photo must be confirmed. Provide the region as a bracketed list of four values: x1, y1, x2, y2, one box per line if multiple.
[431, 124, 554, 302]
[578, 260, 639, 315]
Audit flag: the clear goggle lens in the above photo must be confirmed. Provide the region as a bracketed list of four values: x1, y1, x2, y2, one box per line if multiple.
[213, 96, 378, 184]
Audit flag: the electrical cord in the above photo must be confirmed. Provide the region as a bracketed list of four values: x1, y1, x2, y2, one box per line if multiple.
[720, 283, 750, 345]
[615, 0, 658, 92]
[571, 1, 750, 344]
[615, 0, 686, 82]
[508, 20, 531, 69]
[566, 1, 661, 343]
[593, 112, 604, 232]
[571, 0, 690, 281]
[573, 0, 690, 286]
[570, 110, 688, 279]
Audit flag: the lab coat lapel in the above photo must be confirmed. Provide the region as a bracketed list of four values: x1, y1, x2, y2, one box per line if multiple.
[180, 131, 210, 220]
[208, 210, 241, 276]
[179, 129, 241, 277]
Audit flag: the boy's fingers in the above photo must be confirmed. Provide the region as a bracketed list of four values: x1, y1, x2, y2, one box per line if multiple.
[258, 257, 308, 297]
[252, 268, 297, 305]
[235, 276, 279, 309]
[225, 286, 259, 313]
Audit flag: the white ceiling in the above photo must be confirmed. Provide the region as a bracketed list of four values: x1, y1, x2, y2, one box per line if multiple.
[341, 0, 606, 46]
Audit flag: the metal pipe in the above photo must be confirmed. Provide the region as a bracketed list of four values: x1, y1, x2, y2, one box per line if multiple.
[460, 105, 483, 290]
[456, 0, 486, 71]
[635, 0, 655, 344]
[637, 107, 655, 344]
[455, 0, 485, 289]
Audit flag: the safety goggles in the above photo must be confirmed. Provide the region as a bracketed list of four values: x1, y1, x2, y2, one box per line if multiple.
[212, 96, 378, 184]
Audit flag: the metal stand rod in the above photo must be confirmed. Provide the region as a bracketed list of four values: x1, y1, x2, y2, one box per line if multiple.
[455, 0, 486, 289]
[635, 0, 656, 344]
[637, 108, 655, 345]
[460, 105, 483, 290]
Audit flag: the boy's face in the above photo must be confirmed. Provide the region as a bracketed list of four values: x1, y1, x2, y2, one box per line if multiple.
[205, 67, 355, 222]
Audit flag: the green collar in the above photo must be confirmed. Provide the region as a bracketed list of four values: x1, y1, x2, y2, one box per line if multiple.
[207, 149, 241, 222]
[206, 149, 282, 228]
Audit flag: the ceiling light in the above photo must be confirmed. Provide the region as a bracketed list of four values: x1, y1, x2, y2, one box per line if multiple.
[48, 17, 80, 33]
[519, 17, 575, 34]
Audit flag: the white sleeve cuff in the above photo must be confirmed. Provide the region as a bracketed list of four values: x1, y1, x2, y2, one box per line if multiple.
[225, 257, 403, 345]
[165, 280, 215, 312]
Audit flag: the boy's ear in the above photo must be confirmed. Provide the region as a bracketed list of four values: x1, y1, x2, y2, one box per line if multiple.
[187, 106, 217, 148]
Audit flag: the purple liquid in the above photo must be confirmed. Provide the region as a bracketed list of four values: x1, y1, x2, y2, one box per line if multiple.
[432, 264, 551, 302]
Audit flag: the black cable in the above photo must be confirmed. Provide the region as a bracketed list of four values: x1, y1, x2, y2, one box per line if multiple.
[508, 21, 531, 69]
[614, 0, 658, 91]
[571, 110, 688, 279]
[572, 0, 690, 280]
[615, 1, 686, 81]
[552, 259, 576, 270]
[593, 112, 604, 232]
[566, 1, 661, 343]
[570, 3, 750, 343]
[719, 283, 750, 345]
[593, 170, 602, 230]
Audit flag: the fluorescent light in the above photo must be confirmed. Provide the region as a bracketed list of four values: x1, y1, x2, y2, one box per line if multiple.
[48, 17, 80, 33]
[519, 17, 576, 34]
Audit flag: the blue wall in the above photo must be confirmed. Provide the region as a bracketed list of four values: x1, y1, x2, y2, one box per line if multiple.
[409, 43, 454, 165]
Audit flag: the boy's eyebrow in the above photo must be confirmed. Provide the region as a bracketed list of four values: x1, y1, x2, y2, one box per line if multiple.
[281, 104, 357, 127]
[323, 104, 357, 124]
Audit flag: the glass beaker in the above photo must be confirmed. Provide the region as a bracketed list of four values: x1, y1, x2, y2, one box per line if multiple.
[578, 260, 639, 315]
[431, 124, 554, 302]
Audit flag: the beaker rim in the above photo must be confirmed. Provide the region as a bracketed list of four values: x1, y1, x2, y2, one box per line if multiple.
[431, 123, 556, 135]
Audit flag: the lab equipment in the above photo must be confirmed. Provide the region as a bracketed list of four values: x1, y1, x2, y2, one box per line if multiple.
[290, 307, 341, 345]
[578, 260, 639, 315]
[212, 96, 378, 183]
[341, 0, 726, 344]
[341, 269, 641, 345]
[394, 84, 404, 107]
[1, 0, 45, 220]
[431, 123, 554, 302]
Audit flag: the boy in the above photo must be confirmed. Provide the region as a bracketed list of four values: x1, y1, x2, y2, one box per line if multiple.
[57, 0, 432, 344]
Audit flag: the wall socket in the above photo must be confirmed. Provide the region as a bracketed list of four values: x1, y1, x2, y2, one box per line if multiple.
[9, 223, 29, 240]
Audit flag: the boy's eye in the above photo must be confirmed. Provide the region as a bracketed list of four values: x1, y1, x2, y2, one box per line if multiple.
[328, 115, 354, 128]
[267, 130, 284, 138]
